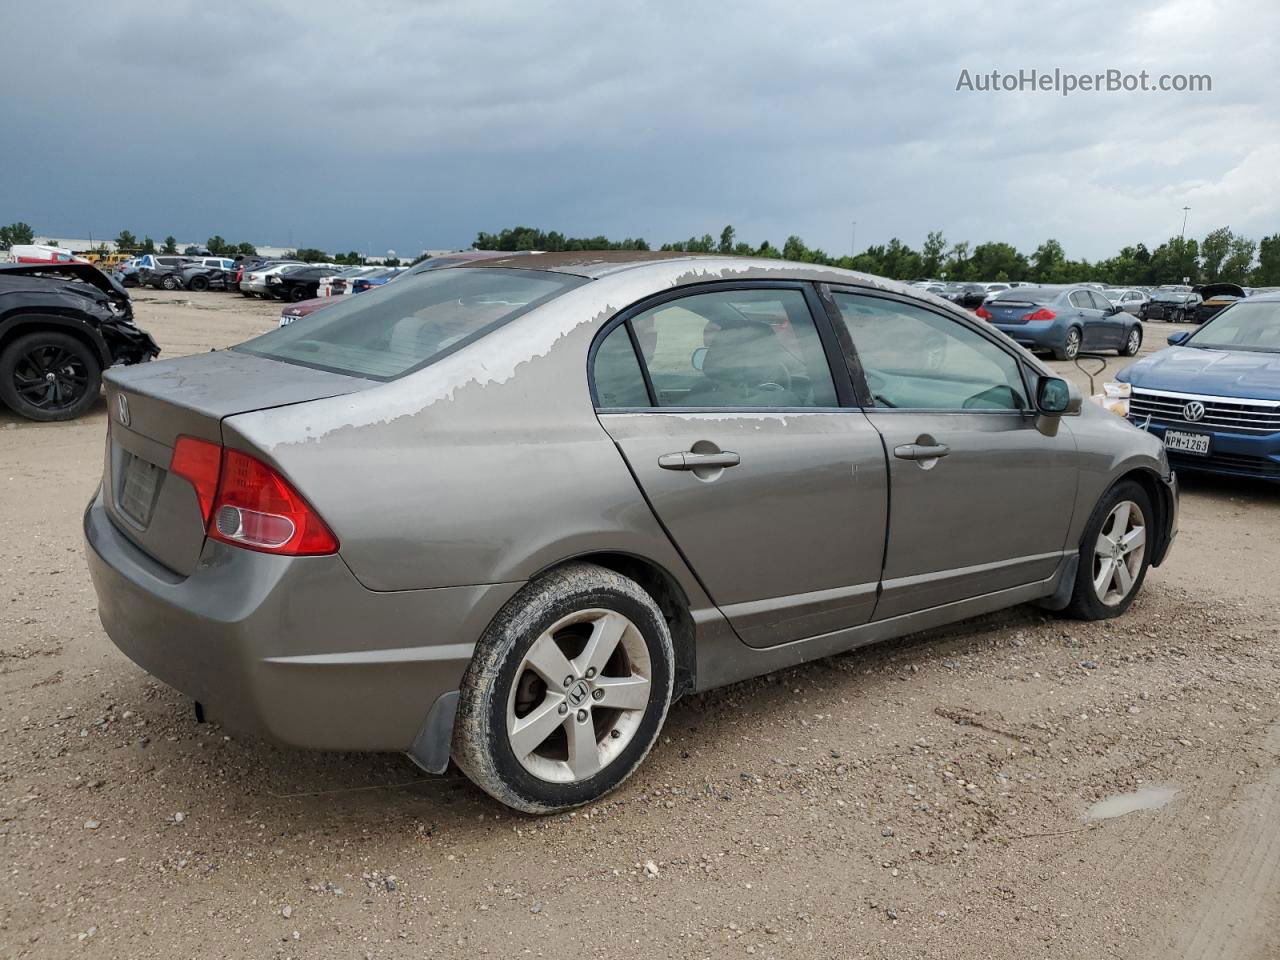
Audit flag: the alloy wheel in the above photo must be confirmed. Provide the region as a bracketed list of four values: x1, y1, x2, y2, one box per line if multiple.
[1126, 329, 1141, 354]
[506, 609, 652, 783]
[1092, 500, 1146, 605]
[1064, 329, 1081, 359]
[10, 344, 90, 413]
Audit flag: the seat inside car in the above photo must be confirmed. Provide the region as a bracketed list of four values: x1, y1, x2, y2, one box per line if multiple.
[683, 317, 804, 406]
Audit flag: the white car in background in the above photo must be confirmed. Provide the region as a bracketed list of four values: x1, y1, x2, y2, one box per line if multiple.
[241, 262, 303, 298]
[1103, 287, 1149, 316]
[319, 266, 381, 297]
[983, 282, 1012, 300]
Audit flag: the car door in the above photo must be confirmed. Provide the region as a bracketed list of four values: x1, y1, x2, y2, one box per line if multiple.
[826, 288, 1078, 619]
[1088, 290, 1126, 347]
[591, 283, 889, 648]
[1068, 290, 1105, 349]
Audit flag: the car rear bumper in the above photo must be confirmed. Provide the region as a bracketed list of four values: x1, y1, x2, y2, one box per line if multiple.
[84, 490, 522, 752]
[991, 321, 1059, 352]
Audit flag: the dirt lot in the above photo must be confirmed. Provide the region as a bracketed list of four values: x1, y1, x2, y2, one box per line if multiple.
[2, 290, 1279, 960]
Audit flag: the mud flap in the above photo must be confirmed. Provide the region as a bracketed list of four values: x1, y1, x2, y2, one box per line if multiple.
[405, 690, 460, 774]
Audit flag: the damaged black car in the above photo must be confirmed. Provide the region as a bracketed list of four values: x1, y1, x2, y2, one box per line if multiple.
[1192, 282, 1247, 324]
[0, 263, 159, 421]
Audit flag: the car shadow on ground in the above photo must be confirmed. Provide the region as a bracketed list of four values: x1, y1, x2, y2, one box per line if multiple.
[73, 598, 1056, 841]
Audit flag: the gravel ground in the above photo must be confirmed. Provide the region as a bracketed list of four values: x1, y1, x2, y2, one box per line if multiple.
[2, 290, 1278, 959]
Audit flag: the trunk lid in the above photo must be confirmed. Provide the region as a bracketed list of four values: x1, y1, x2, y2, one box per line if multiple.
[986, 299, 1039, 324]
[100, 350, 371, 576]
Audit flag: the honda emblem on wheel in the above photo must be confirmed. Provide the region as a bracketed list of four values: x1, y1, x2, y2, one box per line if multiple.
[115, 393, 130, 427]
[1183, 400, 1205, 422]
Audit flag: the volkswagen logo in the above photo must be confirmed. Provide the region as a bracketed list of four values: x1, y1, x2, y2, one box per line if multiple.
[1183, 400, 1206, 422]
[115, 393, 131, 427]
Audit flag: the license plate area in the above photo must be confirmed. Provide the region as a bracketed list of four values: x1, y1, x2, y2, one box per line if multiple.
[1163, 430, 1211, 456]
[118, 451, 164, 525]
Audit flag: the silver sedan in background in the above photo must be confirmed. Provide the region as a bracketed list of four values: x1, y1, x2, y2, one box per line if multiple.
[85, 253, 1177, 813]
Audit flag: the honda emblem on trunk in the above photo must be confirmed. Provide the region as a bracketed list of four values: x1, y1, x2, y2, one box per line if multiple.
[116, 393, 130, 427]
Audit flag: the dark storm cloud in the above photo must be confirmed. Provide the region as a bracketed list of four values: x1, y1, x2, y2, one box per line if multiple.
[1, 0, 1276, 260]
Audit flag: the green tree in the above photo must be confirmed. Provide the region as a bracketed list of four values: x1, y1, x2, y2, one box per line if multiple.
[141, 236, 156, 254]
[1199, 227, 1232, 281]
[920, 231, 947, 278]
[206, 235, 228, 255]
[1029, 239, 1065, 282]
[115, 229, 139, 251]
[294, 247, 329, 262]
[943, 241, 971, 280]
[718, 225, 735, 254]
[162, 235, 178, 254]
[1252, 234, 1280, 287]
[1220, 235, 1256, 283]
[0, 222, 35, 247]
[968, 242, 1028, 283]
[235, 242, 257, 256]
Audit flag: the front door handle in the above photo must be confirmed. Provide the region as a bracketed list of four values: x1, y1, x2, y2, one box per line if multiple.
[894, 442, 950, 461]
[658, 451, 741, 470]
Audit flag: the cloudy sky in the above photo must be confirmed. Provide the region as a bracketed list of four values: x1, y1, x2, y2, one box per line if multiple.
[2, 0, 1277, 260]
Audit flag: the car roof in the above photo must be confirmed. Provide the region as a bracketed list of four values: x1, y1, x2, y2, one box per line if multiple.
[452, 251, 957, 301]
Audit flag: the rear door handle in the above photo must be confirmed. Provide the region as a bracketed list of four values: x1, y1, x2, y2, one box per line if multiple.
[658, 451, 741, 470]
[893, 443, 950, 461]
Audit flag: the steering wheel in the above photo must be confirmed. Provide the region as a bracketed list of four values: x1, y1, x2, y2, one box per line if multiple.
[753, 362, 792, 394]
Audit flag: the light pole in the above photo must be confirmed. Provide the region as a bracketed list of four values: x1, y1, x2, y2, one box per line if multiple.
[851, 221, 857, 257]
[1179, 206, 1191, 242]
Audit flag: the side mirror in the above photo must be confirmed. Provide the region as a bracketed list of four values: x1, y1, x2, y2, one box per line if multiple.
[1167, 332, 1190, 346]
[1107, 305, 1123, 315]
[691, 346, 707, 371]
[1036, 375, 1079, 415]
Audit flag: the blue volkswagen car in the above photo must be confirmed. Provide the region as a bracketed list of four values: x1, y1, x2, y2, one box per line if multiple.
[1113, 292, 1280, 481]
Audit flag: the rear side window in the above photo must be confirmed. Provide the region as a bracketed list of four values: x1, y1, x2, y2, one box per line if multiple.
[237, 268, 584, 380]
[593, 325, 650, 408]
[593, 288, 838, 409]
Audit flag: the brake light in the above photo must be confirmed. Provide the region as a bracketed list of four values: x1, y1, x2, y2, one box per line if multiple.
[170, 436, 222, 522]
[1025, 308, 1056, 322]
[168, 438, 338, 555]
[975, 305, 993, 320]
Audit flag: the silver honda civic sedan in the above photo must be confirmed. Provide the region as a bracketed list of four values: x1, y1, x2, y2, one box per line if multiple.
[85, 253, 1177, 813]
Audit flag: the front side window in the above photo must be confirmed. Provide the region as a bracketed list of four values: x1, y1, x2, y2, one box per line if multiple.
[832, 292, 1028, 411]
[605, 288, 838, 409]
[237, 268, 584, 379]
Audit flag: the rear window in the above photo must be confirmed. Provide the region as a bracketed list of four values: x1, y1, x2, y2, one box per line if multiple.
[991, 287, 1060, 303]
[236, 267, 584, 379]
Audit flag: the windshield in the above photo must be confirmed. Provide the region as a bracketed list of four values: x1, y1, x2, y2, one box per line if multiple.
[237, 267, 585, 379]
[1185, 301, 1280, 353]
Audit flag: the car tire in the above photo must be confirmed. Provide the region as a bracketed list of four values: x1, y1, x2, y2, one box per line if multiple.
[452, 562, 675, 814]
[1121, 327, 1142, 356]
[161, 275, 180, 290]
[0, 330, 102, 422]
[289, 286, 309, 302]
[187, 275, 210, 292]
[1063, 480, 1153, 621]
[1055, 327, 1082, 361]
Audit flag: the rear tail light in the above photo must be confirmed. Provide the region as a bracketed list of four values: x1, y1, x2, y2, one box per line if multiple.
[1025, 308, 1057, 322]
[169, 437, 338, 555]
[974, 305, 993, 320]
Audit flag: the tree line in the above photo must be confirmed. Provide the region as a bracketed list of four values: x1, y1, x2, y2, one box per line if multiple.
[475, 224, 1280, 287]
[7, 219, 1277, 286]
